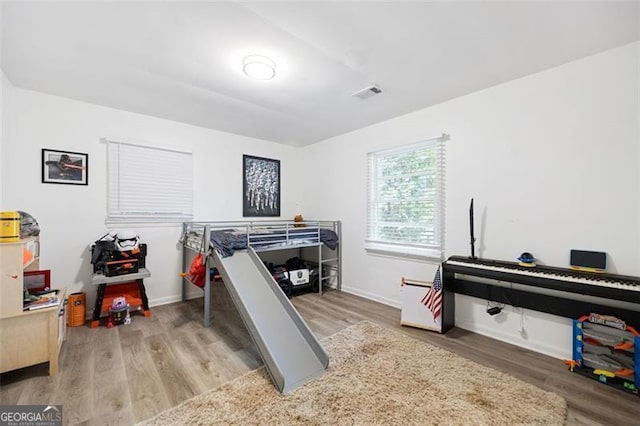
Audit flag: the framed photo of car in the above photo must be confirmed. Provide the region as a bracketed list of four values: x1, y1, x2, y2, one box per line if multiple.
[42, 148, 88, 185]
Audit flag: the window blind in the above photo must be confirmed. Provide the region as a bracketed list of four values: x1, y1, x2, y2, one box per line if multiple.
[106, 140, 193, 222]
[366, 136, 446, 258]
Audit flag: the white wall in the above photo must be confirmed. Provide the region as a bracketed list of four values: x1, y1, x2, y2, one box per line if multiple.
[636, 12, 640, 267]
[300, 42, 640, 359]
[0, 70, 6, 206]
[0, 5, 3, 206]
[2, 40, 638, 361]
[1, 85, 303, 310]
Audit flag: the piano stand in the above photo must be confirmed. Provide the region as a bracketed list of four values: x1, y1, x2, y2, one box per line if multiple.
[442, 256, 640, 330]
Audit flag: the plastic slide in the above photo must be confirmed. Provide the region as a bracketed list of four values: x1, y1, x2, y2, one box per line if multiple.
[213, 247, 329, 393]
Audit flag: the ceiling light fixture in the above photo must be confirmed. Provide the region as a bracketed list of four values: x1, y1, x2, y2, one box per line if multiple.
[242, 55, 276, 80]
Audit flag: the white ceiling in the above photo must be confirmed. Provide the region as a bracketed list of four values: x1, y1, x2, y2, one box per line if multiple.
[2, 1, 639, 147]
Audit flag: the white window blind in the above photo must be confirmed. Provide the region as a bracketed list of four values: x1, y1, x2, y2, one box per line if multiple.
[366, 135, 446, 259]
[107, 140, 193, 222]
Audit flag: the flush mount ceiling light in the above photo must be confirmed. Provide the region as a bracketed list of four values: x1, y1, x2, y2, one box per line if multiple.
[243, 55, 276, 80]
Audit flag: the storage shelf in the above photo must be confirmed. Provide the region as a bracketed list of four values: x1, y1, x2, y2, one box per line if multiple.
[91, 268, 150, 285]
[1, 237, 66, 375]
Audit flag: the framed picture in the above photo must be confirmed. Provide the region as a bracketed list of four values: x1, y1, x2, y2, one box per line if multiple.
[24, 269, 51, 293]
[42, 149, 88, 185]
[243, 154, 280, 217]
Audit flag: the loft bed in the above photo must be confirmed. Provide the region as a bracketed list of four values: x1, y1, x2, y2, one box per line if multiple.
[180, 220, 342, 327]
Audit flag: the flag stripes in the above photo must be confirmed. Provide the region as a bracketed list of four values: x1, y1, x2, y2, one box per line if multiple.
[421, 266, 443, 320]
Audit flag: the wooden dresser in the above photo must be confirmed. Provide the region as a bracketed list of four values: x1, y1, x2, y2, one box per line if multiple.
[0, 237, 67, 375]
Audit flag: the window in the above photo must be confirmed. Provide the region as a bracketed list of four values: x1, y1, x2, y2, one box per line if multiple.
[106, 139, 193, 223]
[366, 136, 446, 259]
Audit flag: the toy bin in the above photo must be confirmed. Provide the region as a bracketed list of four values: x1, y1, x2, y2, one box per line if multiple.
[67, 292, 86, 327]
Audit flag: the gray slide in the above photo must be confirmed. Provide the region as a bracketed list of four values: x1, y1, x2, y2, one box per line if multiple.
[213, 247, 329, 394]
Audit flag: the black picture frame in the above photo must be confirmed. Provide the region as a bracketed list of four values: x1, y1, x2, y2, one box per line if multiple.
[42, 149, 88, 185]
[243, 154, 280, 217]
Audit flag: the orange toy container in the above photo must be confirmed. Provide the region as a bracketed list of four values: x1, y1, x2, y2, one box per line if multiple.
[67, 292, 86, 327]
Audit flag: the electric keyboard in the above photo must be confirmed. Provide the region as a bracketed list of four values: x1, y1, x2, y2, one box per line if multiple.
[443, 255, 640, 304]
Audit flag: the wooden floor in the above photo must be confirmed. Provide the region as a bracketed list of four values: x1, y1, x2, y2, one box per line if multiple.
[1, 285, 638, 425]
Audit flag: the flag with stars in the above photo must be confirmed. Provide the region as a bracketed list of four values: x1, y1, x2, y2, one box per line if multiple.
[421, 266, 443, 321]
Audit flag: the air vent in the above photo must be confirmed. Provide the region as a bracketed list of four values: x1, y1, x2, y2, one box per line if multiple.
[352, 85, 383, 100]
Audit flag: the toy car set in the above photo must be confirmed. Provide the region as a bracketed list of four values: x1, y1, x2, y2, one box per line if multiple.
[570, 313, 639, 396]
[265, 257, 326, 298]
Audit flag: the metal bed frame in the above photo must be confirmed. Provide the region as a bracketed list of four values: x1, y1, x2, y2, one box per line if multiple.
[181, 220, 342, 327]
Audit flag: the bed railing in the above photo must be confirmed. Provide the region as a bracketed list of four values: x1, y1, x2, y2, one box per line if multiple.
[182, 220, 339, 254]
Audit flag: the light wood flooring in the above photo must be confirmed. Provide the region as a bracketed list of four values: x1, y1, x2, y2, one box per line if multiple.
[1, 284, 638, 425]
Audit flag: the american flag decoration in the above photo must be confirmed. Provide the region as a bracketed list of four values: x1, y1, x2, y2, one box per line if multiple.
[421, 266, 443, 321]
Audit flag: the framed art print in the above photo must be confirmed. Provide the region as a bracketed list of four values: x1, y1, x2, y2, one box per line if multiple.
[42, 149, 88, 185]
[243, 154, 280, 217]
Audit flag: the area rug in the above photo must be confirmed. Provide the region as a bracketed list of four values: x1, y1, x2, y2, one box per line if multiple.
[139, 321, 567, 425]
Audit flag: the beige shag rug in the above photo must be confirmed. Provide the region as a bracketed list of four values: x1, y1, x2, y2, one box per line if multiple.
[140, 321, 566, 425]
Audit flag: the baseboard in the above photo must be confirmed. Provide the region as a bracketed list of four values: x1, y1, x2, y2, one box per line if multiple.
[341, 285, 401, 309]
[83, 292, 202, 320]
[455, 318, 569, 360]
[103, 284, 569, 360]
[342, 288, 569, 360]
[148, 294, 186, 307]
